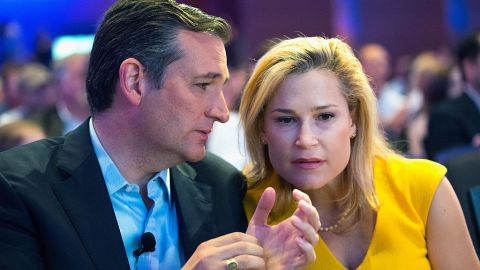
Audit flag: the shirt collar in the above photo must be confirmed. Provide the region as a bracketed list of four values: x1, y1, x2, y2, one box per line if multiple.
[88, 118, 172, 202]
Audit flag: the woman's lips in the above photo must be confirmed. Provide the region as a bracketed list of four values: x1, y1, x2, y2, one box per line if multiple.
[292, 158, 325, 169]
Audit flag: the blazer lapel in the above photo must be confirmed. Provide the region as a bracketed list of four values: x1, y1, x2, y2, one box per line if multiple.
[171, 163, 215, 259]
[53, 120, 130, 270]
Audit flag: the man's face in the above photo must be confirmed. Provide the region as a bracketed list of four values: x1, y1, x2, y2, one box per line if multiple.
[138, 30, 229, 164]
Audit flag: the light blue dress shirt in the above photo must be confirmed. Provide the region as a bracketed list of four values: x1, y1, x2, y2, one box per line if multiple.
[89, 119, 183, 269]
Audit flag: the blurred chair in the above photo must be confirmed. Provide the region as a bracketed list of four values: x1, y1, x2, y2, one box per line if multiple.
[444, 150, 480, 255]
[470, 186, 480, 235]
[434, 144, 478, 165]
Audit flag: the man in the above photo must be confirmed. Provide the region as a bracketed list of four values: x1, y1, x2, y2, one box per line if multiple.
[425, 32, 480, 160]
[0, 1, 319, 269]
[28, 53, 90, 137]
[359, 43, 408, 141]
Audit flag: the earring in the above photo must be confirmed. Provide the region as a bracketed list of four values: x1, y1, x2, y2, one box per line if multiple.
[261, 138, 267, 145]
[351, 131, 357, 139]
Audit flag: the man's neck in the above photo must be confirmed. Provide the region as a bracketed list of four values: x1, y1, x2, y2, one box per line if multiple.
[92, 114, 169, 186]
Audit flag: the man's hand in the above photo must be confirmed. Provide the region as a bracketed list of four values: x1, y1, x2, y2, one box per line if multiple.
[182, 232, 266, 270]
[246, 187, 320, 269]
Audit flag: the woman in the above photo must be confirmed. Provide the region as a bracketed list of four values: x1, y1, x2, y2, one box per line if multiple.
[240, 37, 479, 269]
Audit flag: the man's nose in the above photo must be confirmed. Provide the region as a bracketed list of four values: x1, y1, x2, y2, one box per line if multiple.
[206, 91, 229, 123]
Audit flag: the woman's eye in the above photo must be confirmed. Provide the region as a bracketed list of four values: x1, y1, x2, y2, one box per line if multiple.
[316, 113, 334, 121]
[276, 117, 295, 125]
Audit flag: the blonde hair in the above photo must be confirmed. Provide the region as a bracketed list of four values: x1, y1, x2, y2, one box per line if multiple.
[240, 37, 395, 231]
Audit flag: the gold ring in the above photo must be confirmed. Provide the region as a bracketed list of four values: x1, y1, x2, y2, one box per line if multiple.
[226, 258, 239, 270]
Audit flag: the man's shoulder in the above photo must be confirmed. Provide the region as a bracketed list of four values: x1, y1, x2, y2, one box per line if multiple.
[0, 137, 65, 178]
[432, 93, 474, 115]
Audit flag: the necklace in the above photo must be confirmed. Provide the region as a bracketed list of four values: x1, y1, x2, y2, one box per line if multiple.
[318, 211, 348, 232]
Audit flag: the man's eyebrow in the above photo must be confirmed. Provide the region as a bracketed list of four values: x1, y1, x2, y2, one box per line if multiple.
[193, 72, 222, 80]
[193, 72, 229, 84]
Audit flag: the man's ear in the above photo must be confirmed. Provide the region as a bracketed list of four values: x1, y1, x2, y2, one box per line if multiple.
[118, 58, 146, 106]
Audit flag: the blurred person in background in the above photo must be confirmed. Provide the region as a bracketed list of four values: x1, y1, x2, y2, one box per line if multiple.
[0, 62, 54, 127]
[0, 120, 45, 152]
[389, 54, 411, 96]
[407, 67, 451, 158]
[29, 53, 90, 137]
[0, 62, 23, 114]
[404, 52, 444, 123]
[403, 52, 444, 157]
[359, 43, 407, 141]
[0, 77, 3, 111]
[241, 36, 479, 269]
[425, 32, 480, 160]
[447, 65, 464, 99]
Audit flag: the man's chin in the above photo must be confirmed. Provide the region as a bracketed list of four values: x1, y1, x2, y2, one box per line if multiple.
[184, 148, 206, 162]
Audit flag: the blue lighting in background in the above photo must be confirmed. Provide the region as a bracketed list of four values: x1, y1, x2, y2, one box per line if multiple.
[446, 0, 470, 36]
[52, 34, 95, 61]
[0, 0, 109, 63]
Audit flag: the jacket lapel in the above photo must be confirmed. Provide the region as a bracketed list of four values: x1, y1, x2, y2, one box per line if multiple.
[171, 163, 215, 259]
[52, 120, 130, 270]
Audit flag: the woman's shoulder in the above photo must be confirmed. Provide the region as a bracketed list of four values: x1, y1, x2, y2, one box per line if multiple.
[375, 154, 446, 184]
[374, 154, 447, 224]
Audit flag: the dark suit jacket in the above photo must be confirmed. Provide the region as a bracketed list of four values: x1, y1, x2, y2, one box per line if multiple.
[425, 92, 480, 160]
[0, 120, 247, 269]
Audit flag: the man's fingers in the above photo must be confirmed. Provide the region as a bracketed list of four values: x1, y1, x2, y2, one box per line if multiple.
[249, 187, 276, 226]
[229, 254, 266, 270]
[203, 232, 260, 247]
[185, 235, 266, 270]
[217, 240, 264, 258]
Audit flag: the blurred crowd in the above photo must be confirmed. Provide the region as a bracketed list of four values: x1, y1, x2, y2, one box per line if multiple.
[0, 49, 90, 151]
[1, 27, 479, 170]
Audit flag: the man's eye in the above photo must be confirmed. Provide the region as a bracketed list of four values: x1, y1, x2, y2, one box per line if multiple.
[195, 83, 210, 90]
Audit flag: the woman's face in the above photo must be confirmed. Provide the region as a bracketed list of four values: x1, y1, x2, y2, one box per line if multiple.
[262, 69, 356, 190]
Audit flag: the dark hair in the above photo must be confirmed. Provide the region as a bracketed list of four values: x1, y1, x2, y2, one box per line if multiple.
[86, 0, 231, 114]
[456, 32, 480, 81]
[423, 69, 450, 112]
